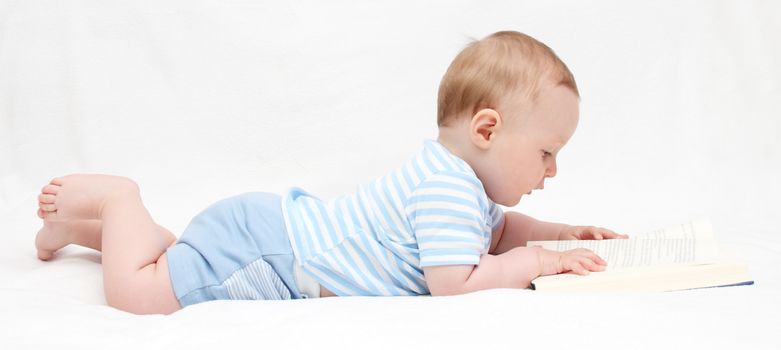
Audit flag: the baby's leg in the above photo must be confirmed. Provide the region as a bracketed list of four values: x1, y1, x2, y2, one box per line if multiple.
[35, 196, 177, 261]
[36, 174, 181, 314]
[34, 218, 176, 261]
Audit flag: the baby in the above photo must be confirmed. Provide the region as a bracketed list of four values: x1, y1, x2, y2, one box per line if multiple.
[34, 31, 627, 315]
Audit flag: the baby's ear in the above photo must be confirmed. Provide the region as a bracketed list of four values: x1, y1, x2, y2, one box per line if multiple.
[470, 108, 502, 150]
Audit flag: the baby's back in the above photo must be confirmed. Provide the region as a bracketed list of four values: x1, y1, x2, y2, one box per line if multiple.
[281, 139, 503, 296]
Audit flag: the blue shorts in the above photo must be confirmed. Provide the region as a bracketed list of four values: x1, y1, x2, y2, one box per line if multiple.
[166, 192, 307, 307]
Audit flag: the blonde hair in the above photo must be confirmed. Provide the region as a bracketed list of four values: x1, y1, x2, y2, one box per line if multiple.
[437, 31, 579, 126]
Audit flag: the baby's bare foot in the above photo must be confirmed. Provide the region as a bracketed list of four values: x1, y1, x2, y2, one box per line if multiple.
[37, 174, 139, 222]
[35, 220, 101, 261]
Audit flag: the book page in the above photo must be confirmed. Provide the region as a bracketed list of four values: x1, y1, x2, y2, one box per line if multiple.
[631, 219, 714, 240]
[527, 219, 720, 270]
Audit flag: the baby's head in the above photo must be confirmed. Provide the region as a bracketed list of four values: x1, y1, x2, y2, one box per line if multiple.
[436, 31, 580, 206]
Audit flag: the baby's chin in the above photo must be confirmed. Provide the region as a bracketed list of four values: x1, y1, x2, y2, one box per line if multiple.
[497, 195, 523, 207]
[489, 189, 531, 206]
[511, 191, 533, 205]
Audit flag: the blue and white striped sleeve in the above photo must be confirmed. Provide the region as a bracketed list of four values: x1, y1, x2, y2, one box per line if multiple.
[488, 200, 504, 233]
[405, 171, 490, 268]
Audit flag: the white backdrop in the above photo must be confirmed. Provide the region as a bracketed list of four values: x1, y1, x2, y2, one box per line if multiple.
[2, 0, 780, 262]
[2, 1, 781, 348]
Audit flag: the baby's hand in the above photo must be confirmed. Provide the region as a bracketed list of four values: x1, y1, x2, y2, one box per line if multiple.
[558, 225, 629, 240]
[536, 247, 607, 276]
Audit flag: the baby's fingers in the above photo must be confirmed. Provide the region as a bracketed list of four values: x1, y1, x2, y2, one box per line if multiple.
[569, 248, 607, 265]
[592, 253, 607, 266]
[580, 256, 606, 272]
[562, 253, 606, 275]
[569, 248, 608, 266]
[572, 259, 605, 275]
[602, 229, 629, 239]
[571, 261, 590, 275]
[569, 258, 604, 275]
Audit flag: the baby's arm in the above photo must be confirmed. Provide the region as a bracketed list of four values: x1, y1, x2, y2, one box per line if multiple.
[489, 212, 568, 255]
[490, 212, 628, 255]
[424, 246, 606, 296]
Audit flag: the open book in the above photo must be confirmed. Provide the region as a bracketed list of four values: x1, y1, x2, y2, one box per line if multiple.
[527, 219, 754, 292]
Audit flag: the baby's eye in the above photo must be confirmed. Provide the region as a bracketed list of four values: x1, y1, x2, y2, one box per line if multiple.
[542, 150, 552, 158]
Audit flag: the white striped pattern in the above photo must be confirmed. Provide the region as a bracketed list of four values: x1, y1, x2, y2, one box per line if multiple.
[282, 139, 504, 296]
[223, 258, 292, 300]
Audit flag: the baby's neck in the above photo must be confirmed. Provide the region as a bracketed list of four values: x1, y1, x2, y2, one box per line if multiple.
[436, 125, 478, 169]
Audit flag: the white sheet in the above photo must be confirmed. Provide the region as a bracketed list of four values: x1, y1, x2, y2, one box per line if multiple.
[2, 1, 780, 349]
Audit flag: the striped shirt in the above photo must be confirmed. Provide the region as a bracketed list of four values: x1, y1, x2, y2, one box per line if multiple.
[281, 139, 504, 296]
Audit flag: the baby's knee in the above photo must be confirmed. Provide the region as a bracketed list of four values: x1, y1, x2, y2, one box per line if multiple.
[111, 176, 141, 195]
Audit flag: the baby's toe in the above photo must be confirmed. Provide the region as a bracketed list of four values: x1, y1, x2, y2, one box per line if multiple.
[41, 184, 60, 195]
[39, 202, 57, 212]
[38, 208, 59, 221]
[38, 193, 56, 204]
[37, 248, 54, 261]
